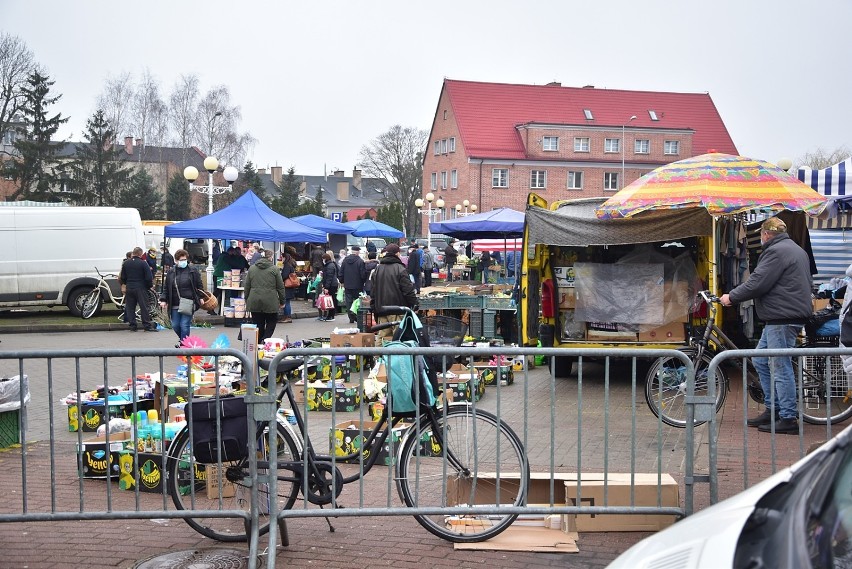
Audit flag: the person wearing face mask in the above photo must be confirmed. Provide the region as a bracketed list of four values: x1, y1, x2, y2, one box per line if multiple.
[159, 249, 204, 347]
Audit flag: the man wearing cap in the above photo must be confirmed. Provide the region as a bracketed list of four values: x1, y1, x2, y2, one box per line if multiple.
[721, 216, 812, 434]
[370, 244, 417, 339]
[340, 245, 368, 324]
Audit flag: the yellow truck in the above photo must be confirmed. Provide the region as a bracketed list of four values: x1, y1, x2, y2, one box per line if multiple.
[520, 194, 715, 376]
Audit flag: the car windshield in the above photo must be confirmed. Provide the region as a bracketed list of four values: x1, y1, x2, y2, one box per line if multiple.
[805, 447, 852, 568]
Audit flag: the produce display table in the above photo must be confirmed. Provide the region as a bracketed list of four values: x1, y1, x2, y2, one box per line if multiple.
[218, 285, 250, 327]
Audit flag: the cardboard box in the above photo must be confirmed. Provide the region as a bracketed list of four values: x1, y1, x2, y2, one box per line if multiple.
[814, 298, 831, 311]
[330, 332, 376, 347]
[442, 378, 484, 403]
[637, 322, 686, 343]
[68, 399, 154, 432]
[558, 288, 576, 309]
[329, 420, 407, 466]
[205, 464, 236, 499]
[585, 329, 638, 343]
[77, 431, 134, 478]
[118, 451, 167, 493]
[563, 473, 679, 532]
[313, 382, 361, 412]
[473, 364, 514, 386]
[663, 282, 691, 323]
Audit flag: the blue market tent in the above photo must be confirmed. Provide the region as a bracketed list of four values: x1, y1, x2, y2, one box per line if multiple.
[343, 219, 404, 238]
[292, 214, 354, 234]
[430, 207, 524, 240]
[165, 190, 326, 242]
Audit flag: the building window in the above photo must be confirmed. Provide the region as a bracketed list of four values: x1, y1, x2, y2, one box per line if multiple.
[604, 138, 620, 153]
[443, 110, 448, 120]
[440, 171, 447, 189]
[604, 172, 619, 191]
[542, 136, 559, 151]
[664, 140, 680, 155]
[574, 137, 590, 152]
[567, 171, 583, 190]
[448, 137, 456, 152]
[492, 168, 508, 188]
[434, 141, 440, 155]
[451, 169, 458, 188]
[583, 109, 594, 120]
[441, 139, 448, 154]
[1, 130, 15, 146]
[648, 110, 659, 121]
[634, 139, 650, 154]
[430, 172, 437, 190]
[530, 170, 547, 189]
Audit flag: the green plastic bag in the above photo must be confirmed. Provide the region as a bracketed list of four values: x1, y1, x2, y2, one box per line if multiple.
[336, 287, 345, 304]
[350, 296, 361, 315]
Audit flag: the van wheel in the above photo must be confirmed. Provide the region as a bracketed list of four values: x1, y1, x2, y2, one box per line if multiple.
[67, 287, 93, 317]
[553, 356, 577, 377]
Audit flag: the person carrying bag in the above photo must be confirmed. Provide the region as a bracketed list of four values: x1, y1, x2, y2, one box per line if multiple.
[159, 248, 203, 347]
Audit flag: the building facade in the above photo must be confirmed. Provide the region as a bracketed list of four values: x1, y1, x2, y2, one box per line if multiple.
[422, 79, 738, 219]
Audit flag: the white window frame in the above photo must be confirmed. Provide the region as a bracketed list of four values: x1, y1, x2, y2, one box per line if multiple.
[450, 169, 458, 188]
[448, 137, 456, 152]
[530, 170, 547, 189]
[604, 138, 620, 153]
[574, 137, 590, 152]
[492, 168, 508, 188]
[604, 172, 619, 191]
[664, 140, 680, 155]
[430, 172, 437, 190]
[433, 141, 440, 155]
[567, 171, 583, 190]
[542, 136, 559, 152]
[440, 171, 447, 189]
[634, 139, 650, 154]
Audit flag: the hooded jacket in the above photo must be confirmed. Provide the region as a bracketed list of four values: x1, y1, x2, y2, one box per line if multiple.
[370, 254, 417, 316]
[728, 233, 812, 324]
[340, 253, 367, 290]
[244, 258, 286, 313]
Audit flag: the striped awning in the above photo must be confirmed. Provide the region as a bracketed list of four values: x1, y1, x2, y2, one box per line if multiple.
[799, 158, 852, 229]
[471, 238, 522, 253]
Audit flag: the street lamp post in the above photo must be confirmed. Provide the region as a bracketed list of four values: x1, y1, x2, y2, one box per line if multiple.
[455, 199, 478, 217]
[621, 115, 637, 190]
[414, 191, 445, 248]
[183, 158, 239, 292]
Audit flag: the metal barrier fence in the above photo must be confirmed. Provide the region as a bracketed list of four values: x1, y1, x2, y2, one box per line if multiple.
[703, 346, 852, 505]
[0, 344, 714, 568]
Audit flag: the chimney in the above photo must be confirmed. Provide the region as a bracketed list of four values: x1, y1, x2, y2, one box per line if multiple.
[336, 180, 350, 202]
[135, 137, 143, 148]
[125, 136, 133, 155]
[352, 167, 362, 191]
[271, 166, 283, 186]
[546, 81, 561, 87]
[258, 168, 267, 175]
[582, 85, 595, 89]
[333, 169, 344, 177]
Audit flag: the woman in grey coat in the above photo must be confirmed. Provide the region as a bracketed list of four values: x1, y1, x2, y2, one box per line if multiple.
[244, 249, 286, 341]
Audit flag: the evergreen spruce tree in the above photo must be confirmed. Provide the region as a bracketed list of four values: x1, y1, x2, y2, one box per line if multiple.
[376, 201, 404, 237]
[118, 169, 164, 219]
[70, 109, 133, 206]
[269, 166, 302, 217]
[215, 160, 262, 209]
[166, 172, 191, 220]
[8, 71, 69, 201]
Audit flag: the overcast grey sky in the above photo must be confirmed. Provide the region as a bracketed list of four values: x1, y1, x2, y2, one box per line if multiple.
[4, 0, 851, 175]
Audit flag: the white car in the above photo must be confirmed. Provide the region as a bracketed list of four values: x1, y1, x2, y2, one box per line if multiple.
[608, 423, 852, 568]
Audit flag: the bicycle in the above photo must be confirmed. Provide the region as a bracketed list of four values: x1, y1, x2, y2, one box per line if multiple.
[645, 290, 852, 427]
[164, 306, 529, 543]
[81, 267, 170, 329]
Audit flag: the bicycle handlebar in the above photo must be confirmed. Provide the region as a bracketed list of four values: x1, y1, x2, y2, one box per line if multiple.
[699, 290, 720, 304]
[368, 306, 414, 333]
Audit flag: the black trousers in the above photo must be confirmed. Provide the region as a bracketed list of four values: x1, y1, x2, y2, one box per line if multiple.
[344, 288, 361, 322]
[251, 312, 278, 342]
[125, 287, 152, 329]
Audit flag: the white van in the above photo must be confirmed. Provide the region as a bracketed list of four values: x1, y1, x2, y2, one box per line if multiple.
[0, 206, 145, 316]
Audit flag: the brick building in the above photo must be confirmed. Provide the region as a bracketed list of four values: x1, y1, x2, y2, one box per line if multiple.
[421, 79, 738, 218]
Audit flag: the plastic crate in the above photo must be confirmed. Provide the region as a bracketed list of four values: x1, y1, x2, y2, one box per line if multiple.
[418, 295, 449, 309]
[468, 309, 483, 338]
[356, 308, 374, 333]
[484, 296, 513, 310]
[448, 295, 485, 309]
[482, 309, 497, 338]
[0, 409, 20, 448]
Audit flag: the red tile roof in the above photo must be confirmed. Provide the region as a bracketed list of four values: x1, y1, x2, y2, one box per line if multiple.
[347, 207, 376, 220]
[443, 79, 737, 159]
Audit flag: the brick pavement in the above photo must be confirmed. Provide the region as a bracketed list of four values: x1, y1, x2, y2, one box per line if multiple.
[0, 315, 841, 568]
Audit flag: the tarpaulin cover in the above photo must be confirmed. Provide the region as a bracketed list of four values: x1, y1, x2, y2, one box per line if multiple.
[430, 207, 524, 240]
[165, 190, 326, 242]
[526, 198, 713, 247]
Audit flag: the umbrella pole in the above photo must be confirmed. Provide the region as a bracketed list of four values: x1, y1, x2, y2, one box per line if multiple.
[710, 216, 718, 296]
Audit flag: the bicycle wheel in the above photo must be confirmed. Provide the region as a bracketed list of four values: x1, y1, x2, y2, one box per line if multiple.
[796, 351, 852, 425]
[644, 348, 727, 428]
[81, 289, 102, 319]
[145, 289, 170, 328]
[396, 405, 528, 543]
[167, 421, 302, 542]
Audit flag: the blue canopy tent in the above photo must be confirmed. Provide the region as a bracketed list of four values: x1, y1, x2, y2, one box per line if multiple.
[292, 214, 355, 234]
[343, 219, 404, 238]
[429, 207, 524, 240]
[165, 190, 326, 242]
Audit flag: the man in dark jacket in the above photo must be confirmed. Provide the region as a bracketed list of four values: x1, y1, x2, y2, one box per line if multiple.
[444, 241, 459, 282]
[370, 244, 417, 339]
[407, 244, 422, 294]
[340, 246, 368, 323]
[310, 245, 325, 278]
[119, 246, 155, 332]
[721, 216, 812, 434]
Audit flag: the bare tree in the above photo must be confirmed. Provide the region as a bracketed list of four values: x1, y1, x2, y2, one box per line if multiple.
[0, 33, 39, 154]
[195, 85, 254, 168]
[129, 68, 165, 159]
[359, 125, 429, 237]
[797, 146, 852, 170]
[168, 74, 199, 163]
[97, 71, 134, 141]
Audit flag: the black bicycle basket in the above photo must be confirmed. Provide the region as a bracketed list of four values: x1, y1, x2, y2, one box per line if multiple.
[422, 315, 468, 348]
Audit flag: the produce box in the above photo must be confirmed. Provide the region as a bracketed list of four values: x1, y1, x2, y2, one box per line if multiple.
[312, 382, 362, 412]
[473, 364, 514, 386]
[68, 398, 154, 432]
[329, 420, 407, 466]
[77, 431, 134, 478]
[330, 332, 376, 347]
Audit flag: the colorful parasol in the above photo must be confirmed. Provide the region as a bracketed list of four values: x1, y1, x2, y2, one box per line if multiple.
[595, 153, 828, 220]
